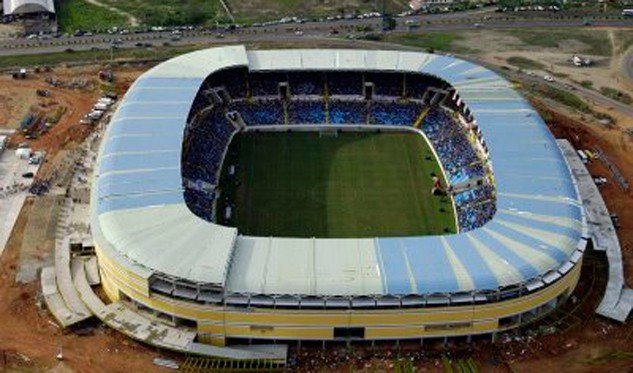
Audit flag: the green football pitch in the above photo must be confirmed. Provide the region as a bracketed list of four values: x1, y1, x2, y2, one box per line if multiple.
[218, 131, 456, 238]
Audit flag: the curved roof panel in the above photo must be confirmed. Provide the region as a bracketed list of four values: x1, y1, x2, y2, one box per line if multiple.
[3, 0, 54, 14]
[91, 46, 586, 296]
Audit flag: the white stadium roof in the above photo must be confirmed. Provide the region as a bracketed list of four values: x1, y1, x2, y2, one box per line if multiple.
[91, 46, 587, 297]
[3, 0, 54, 15]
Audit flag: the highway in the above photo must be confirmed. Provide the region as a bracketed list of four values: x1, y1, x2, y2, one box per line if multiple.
[1, 12, 632, 57]
[0, 9, 631, 117]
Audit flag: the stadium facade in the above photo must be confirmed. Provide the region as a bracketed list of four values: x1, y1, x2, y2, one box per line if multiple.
[2, 0, 55, 16]
[91, 46, 588, 346]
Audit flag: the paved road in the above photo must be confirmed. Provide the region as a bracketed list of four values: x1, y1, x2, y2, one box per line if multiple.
[515, 69, 633, 118]
[0, 11, 630, 118]
[0, 151, 40, 256]
[1, 13, 632, 57]
[623, 46, 633, 86]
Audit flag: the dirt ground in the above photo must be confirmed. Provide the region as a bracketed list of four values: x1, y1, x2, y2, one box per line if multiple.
[0, 64, 159, 372]
[0, 64, 145, 178]
[0, 23, 22, 40]
[455, 28, 633, 97]
[537, 101, 633, 284]
[0, 198, 166, 372]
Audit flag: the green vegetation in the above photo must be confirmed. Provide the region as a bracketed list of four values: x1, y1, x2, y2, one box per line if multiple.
[219, 131, 456, 238]
[231, 0, 405, 24]
[440, 354, 478, 373]
[384, 32, 469, 53]
[0, 44, 204, 69]
[56, 0, 128, 33]
[579, 80, 593, 89]
[393, 358, 415, 373]
[614, 30, 633, 53]
[546, 71, 569, 79]
[600, 87, 632, 105]
[506, 56, 546, 70]
[507, 29, 612, 56]
[47, 106, 67, 124]
[99, 0, 225, 26]
[357, 33, 383, 42]
[534, 85, 592, 113]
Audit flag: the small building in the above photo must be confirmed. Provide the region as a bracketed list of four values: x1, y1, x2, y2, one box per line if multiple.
[15, 147, 31, 159]
[2, 0, 55, 16]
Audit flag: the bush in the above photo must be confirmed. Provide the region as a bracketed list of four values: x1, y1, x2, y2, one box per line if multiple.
[506, 56, 545, 70]
[600, 87, 632, 105]
[56, 0, 127, 33]
[579, 80, 593, 89]
[536, 85, 592, 113]
[359, 33, 383, 42]
[47, 106, 67, 124]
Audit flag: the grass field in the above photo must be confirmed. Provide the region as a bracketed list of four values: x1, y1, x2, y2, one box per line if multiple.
[230, 0, 406, 24]
[99, 0, 225, 27]
[506, 29, 614, 56]
[506, 56, 546, 70]
[56, 0, 128, 33]
[219, 131, 456, 238]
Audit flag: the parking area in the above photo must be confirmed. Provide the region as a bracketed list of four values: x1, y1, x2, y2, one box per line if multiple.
[0, 150, 41, 255]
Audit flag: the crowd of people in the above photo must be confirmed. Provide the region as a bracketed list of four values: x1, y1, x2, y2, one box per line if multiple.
[421, 109, 494, 231]
[185, 71, 494, 230]
[202, 68, 248, 99]
[370, 100, 423, 126]
[227, 98, 429, 126]
[229, 99, 284, 125]
[366, 72, 403, 97]
[197, 68, 453, 102]
[288, 100, 326, 124]
[328, 72, 363, 96]
[457, 201, 496, 232]
[447, 164, 486, 186]
[182, 108, 236, 187]
[290, 72, 324, 96]
[329, 100, 368, 124]
[183, 188, 216, 222]
[182, 106, 239, 222]
[453, 185, 494, 207]
[422, 109, 480, 178]
[250, 72, 285, 96]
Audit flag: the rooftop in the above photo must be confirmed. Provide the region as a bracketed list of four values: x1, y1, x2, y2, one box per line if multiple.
[91, 46, 586, 298]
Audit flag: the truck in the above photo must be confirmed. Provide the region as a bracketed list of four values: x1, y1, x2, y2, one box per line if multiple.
[0, 135, 7, 154]
[12, 68, 26, 79]
[97, 98, 114, 107]
[94, 102, 108, 111]
[87, 110, 104, 120]
[572, 55, 591, 67]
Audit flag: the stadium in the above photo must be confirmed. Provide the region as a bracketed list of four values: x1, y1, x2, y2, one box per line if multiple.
[91, 45, 588, 348]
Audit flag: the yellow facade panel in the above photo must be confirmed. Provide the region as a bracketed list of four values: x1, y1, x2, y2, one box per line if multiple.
[98, 240, 581, 345]
[224, 325, 334, 340]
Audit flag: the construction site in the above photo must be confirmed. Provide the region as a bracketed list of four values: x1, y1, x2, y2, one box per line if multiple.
[0, 39, 632, 372]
